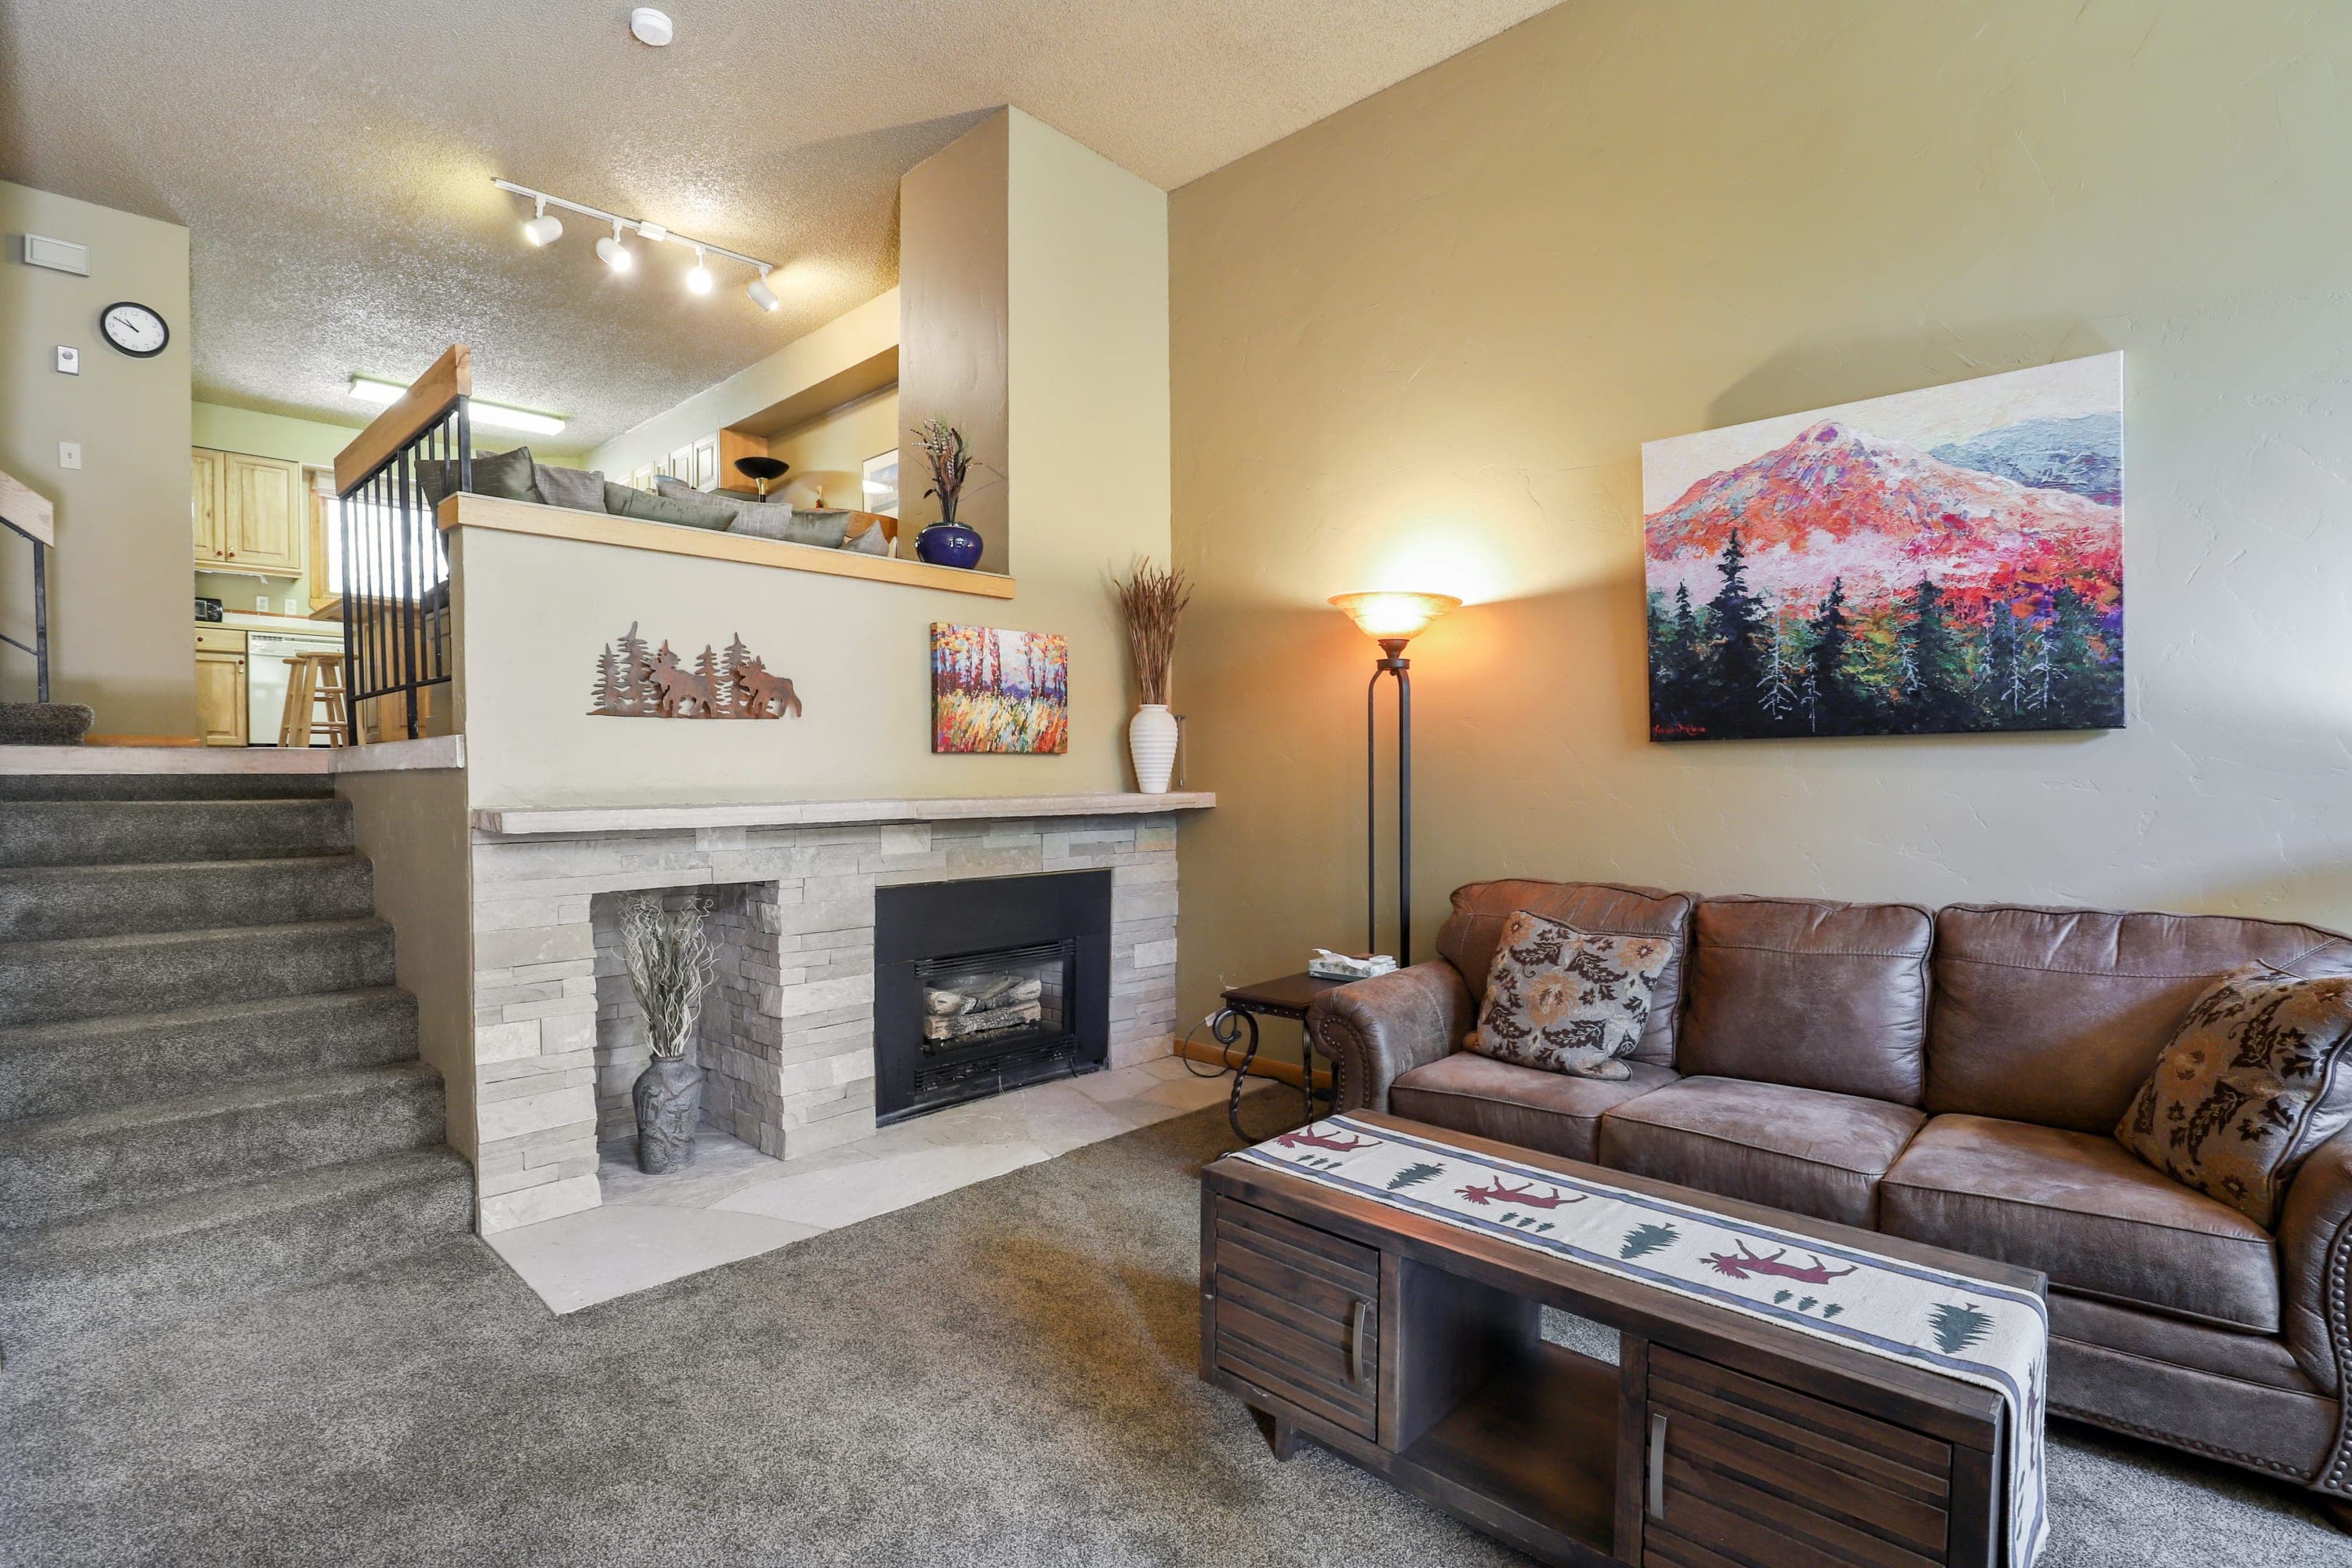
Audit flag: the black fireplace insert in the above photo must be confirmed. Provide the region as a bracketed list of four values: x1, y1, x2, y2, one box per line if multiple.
[873, 869, 1112, 1122]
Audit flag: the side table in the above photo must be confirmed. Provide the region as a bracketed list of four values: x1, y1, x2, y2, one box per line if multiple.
[1208, 972, 1351, 1140]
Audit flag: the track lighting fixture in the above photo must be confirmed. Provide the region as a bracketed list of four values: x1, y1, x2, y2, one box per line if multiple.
[521, 196, 563, 248]
[596, 221, 633, 273]
[492, 179, 782, 314]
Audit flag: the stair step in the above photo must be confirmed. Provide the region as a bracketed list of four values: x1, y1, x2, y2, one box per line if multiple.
[0, 797, 354, 868]
[0, 772, 337, 802]
[0, 1062, 445, 1226]
[0, 1146, 474, 1357]
[0, 855, 377, 941]
[0, 989, 419, 1122]
[0, 918, 394, 1025]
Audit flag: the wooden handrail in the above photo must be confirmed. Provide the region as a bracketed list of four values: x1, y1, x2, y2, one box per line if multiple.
[0, 466, 55, 547]
[332, 344, 472, 495]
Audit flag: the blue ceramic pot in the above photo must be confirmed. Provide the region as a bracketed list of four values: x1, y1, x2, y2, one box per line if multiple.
[915, 521, 983, 569]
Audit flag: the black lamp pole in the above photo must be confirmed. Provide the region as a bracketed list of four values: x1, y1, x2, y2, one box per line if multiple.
[1365, 637, 1413, 962]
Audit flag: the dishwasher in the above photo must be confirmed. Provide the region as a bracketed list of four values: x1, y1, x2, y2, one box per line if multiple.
[246, 630, 345, 745]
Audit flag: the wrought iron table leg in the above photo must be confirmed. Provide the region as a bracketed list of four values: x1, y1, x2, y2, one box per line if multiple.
[1210, 1007, 1261, 1142]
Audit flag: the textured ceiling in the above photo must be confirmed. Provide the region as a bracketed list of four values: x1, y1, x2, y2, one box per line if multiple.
[0, 0, 1555, 449]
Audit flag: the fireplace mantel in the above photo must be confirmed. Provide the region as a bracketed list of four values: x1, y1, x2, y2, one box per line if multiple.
[470, 791, 1216, 838]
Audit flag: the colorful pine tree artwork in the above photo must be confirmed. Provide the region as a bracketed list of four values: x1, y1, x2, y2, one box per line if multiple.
[1642, 354, 2122, 741]
[931, 623, 1069, 754]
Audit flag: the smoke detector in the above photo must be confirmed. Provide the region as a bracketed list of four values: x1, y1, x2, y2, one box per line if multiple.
[630, 8, 673, 47]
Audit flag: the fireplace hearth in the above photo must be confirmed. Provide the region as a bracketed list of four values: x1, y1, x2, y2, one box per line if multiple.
[874, 870, 1112, 1122]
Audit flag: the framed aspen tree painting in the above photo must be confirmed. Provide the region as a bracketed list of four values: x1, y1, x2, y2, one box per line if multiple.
[1642, 354, 2123, 742]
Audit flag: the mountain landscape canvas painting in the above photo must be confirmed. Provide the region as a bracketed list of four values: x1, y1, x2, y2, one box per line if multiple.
[1643, 354, 2123, 742]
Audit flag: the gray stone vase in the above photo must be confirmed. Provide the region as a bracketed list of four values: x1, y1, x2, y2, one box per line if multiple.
[632, 1055, 704, 1174]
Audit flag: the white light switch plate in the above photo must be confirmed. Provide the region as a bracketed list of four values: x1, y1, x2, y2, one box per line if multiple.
[59, 441, 82, 470]
[56, 346, 79, 374]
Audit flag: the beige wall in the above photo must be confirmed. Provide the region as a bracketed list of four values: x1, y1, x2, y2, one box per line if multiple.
[586, 289, 898, 484]
[470, 113, 1170, 811]
[338, 766, 476, 1157]
[192, 400, 365, 470]
[900, 112, 1011, 572]
[1167, 2, 2352, 1047]
[771, 388, 898, 512]
[1, 181, 193, 735]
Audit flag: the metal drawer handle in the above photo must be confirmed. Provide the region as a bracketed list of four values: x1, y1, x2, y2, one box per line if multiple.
[1347, 1298, 1370, 1387]
[1646, 1411, 1668, 1519]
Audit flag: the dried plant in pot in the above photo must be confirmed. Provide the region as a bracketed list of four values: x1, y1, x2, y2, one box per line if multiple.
[1112, 559, 1192, 793]
[910, 419, 985, 569]
[619, 895, 716, 1173]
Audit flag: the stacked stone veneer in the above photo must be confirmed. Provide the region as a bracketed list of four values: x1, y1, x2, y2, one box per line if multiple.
[468, 814, 1181, 1232]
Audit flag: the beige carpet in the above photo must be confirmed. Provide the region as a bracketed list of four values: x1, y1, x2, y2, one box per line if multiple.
[0, 1104, 2343, 1566]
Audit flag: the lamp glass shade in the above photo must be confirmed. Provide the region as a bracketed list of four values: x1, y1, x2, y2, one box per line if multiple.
[1328, 590, 1462, 644]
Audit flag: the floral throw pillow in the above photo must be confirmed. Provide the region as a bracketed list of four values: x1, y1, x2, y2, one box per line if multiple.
[1466, 909, 1675, 1081]
[2115, 964, 2352, 1228]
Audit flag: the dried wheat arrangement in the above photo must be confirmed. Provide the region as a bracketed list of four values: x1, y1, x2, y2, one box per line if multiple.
[1113, 560, 1193, 706]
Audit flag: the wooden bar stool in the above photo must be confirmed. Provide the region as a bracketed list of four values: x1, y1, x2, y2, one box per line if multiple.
[278, 652, 352, 748]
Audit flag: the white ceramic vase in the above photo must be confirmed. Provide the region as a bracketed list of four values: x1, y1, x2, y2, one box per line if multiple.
[1129, 704, 1179, 794]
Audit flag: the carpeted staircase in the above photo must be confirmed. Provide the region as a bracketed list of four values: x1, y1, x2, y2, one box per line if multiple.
[0, 772, 473, 1358]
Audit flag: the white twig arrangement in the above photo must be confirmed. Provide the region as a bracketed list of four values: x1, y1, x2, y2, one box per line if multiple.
[619, 896, 715, 1060]
[1112, 558, 1193, 706]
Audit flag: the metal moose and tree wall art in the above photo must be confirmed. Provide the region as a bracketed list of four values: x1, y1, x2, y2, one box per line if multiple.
[588, 622, 804, 720]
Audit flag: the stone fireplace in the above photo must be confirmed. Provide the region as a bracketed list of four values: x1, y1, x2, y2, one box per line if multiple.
[464, 796, 1206, 1232]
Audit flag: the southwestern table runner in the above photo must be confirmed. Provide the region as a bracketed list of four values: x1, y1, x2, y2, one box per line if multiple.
[1238, 1115, 2051, 1568]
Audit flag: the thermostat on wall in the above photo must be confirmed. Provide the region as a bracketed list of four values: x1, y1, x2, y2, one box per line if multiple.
[21, 234, 91, 275]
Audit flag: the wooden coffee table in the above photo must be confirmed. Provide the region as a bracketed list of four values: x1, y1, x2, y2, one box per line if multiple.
[1199, 1112, 2045, 1568]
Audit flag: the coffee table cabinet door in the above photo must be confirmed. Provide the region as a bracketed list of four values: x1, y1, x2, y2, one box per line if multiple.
[1642, 1347, 1955, 1568]
[1208, 1198, 1381, 1439]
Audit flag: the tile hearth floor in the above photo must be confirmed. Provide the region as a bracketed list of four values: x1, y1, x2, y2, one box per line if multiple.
[485, 1057, 1287, 1312]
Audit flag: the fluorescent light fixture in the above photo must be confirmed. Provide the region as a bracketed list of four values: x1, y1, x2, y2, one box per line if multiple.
[746, 269, 779, 312]
[521, 196, 563, 247]
[348, 376, 567, 435]
[685, 246, 713, 296]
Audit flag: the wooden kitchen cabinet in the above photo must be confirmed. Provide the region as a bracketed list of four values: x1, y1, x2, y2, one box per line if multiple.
[192, 448, 305, 576]
[195, 647, 248, 746]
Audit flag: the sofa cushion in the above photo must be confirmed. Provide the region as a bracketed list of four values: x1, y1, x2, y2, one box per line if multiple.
[1926, 904, 2352, 1134]
[1437, 881, 1693, 1066]
[1880, 1114, 2280, 1333]
[1466, 910, 1675, 1080]
[2115, 965, 2352, 1227]
[604, 481, 737, 532]
[1677, 896, 1934, 1105]
[1595, 1076, 1923, 1228]
[532, 462, 605, 513]
[1391, 1053, 1677, 1163]
[416, 445, 538, 510]
[2048, 1292, 2314, 1393]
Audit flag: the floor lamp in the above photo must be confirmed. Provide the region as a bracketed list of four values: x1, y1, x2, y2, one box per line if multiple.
[1328, 591, 1461, 963]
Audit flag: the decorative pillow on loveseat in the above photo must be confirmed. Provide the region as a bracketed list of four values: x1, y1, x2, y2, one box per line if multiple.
[2115, 964, 2352, 1226]
[1465, 909, 1675, 1081]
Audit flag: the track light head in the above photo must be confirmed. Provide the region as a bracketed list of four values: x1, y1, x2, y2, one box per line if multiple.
[521, 196, 563, 247]
[686, 247, 713, 296]
[596, 223, 633, 273]
[746, 270, 779, 312]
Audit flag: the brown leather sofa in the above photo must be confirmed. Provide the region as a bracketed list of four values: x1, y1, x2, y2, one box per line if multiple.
[1306, 879, 2352, 1523]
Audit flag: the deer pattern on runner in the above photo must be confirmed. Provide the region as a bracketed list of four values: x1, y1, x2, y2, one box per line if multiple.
[1700, 1240, 1859, 1284]
[1456, 1177, 1585, 1210]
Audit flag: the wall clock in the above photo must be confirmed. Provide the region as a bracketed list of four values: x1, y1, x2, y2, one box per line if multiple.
[100, 302, 169, 358]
